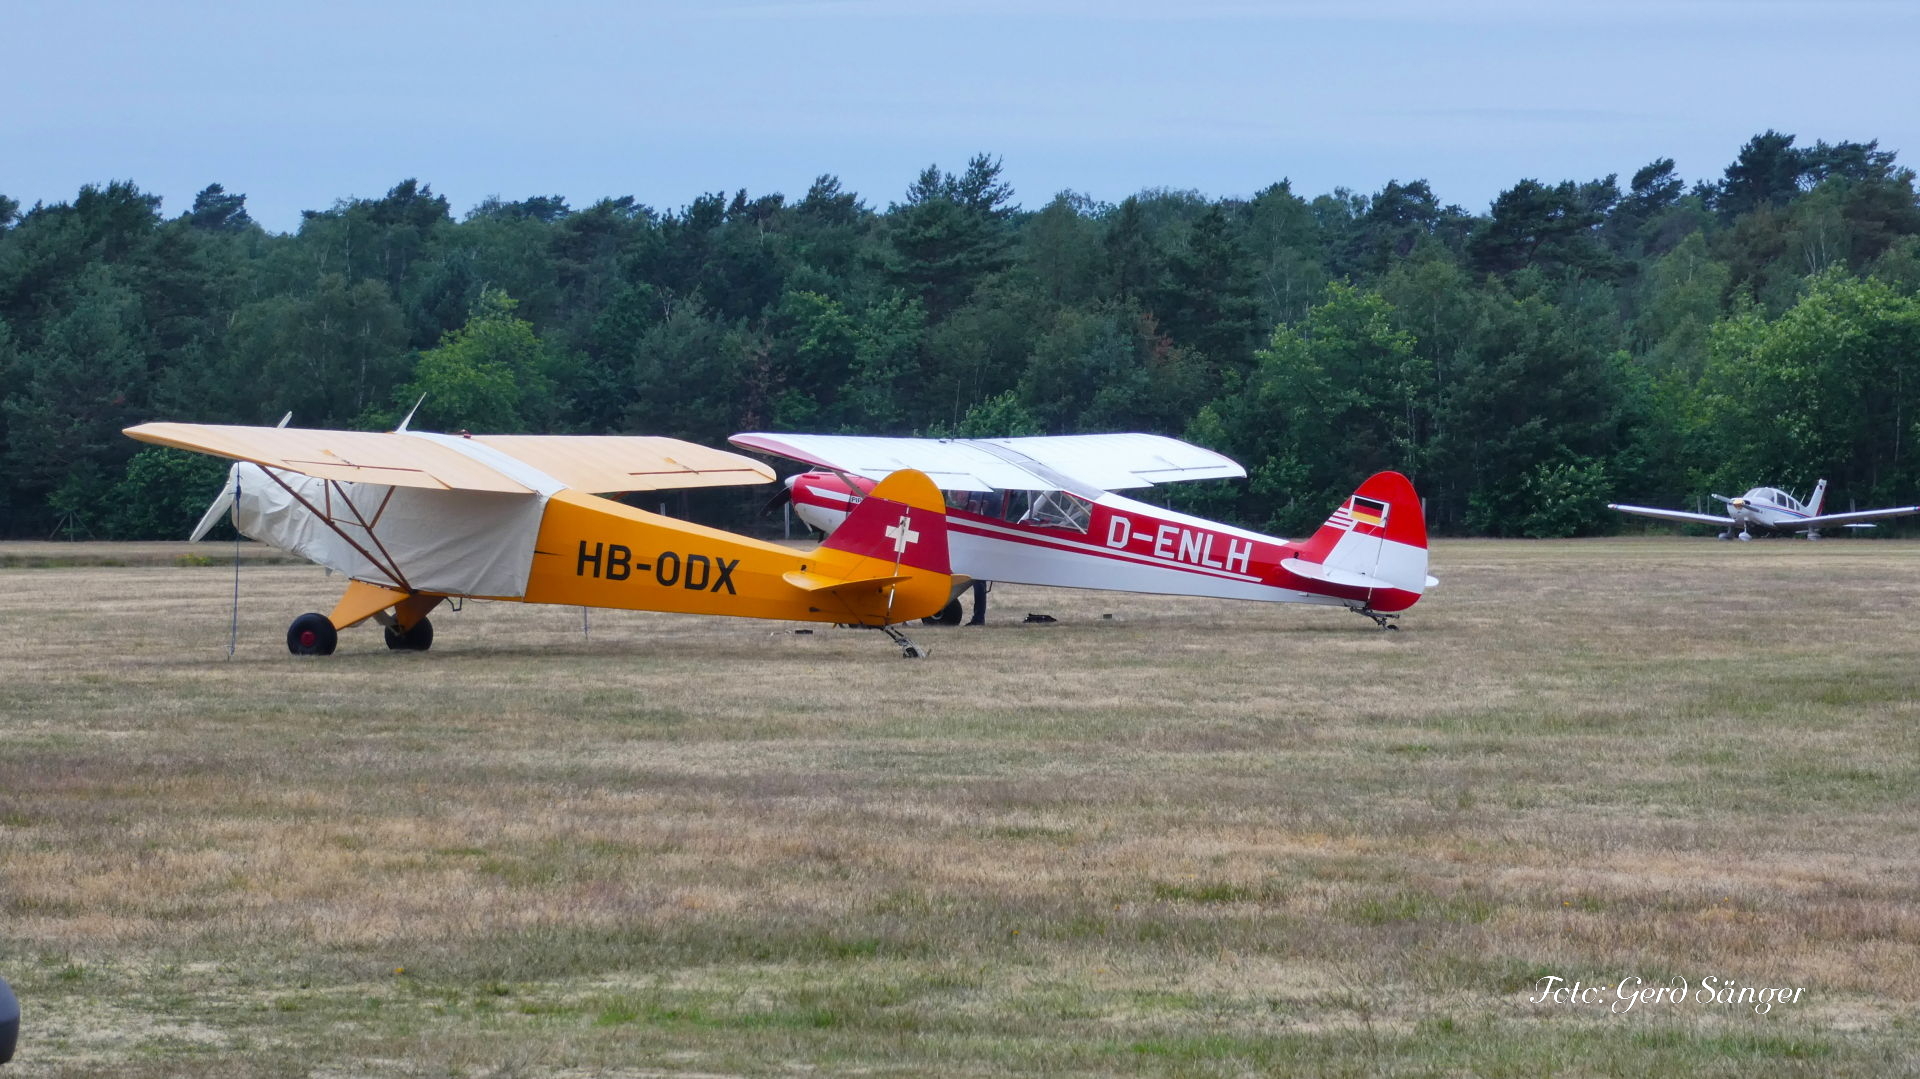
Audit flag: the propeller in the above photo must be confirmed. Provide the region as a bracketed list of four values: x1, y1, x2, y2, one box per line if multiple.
[396, 394, 426, 433]
[760, 475, 797, 516]
[187, 411, 289, 541]
[188, 469, 239, 541]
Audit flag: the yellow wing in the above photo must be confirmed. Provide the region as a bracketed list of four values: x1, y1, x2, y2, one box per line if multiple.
[125, 424, 774, 494]
[126, 423, 530, 491]
[470, 435, 773, 493]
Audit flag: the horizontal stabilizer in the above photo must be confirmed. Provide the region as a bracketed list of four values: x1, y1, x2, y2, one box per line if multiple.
[1280, 558, 1383, 591]
[782, 569, 910, 594]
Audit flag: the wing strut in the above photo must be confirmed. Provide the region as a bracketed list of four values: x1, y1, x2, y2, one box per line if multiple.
[257, 467, 415, 592]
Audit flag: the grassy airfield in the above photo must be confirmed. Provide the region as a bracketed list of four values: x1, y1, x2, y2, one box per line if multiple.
[1, 537, 1916, 1077]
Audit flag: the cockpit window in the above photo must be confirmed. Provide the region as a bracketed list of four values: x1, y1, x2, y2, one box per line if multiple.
[1001, 490, 1032, 523]
[1018, 491, 1093, 533]
[955, 490, 1004, 518]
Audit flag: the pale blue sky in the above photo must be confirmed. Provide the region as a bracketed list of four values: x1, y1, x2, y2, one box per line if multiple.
[5, 0, 1916, 231]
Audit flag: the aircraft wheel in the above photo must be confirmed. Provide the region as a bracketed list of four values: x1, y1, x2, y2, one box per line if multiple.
[384, 617, 434, 652]
[922, 600, 964, 627]
[287, 613, 338, 656]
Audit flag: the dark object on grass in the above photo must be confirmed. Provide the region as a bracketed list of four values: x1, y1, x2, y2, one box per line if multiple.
[1022, 613, 1057, 624]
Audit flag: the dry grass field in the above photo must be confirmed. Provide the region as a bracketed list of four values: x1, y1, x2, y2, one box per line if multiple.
[2, 537, 1917, 1077]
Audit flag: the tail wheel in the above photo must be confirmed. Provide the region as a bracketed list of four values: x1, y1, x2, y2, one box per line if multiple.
[384, 617, 434, 652]
[922, 599, 964, 627]
[287, 613, 338, 656]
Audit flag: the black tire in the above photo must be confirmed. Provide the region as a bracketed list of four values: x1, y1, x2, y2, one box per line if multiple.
[384, 617, 434, 652]
[287, 613, 338, 656]
[922, 599, 964, 627]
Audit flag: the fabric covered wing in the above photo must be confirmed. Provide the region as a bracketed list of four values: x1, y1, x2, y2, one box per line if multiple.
[470, 435, 774, 493]
[730, 433, 1047, 491]
[731, 432, 1244, 492]
[126, 423, 530, 492]
[1607, 503, 1735, 526]
[984, 434, 1245, 489]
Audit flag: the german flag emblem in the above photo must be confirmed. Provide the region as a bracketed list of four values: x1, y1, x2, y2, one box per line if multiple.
[1349, 496, 1389, 528]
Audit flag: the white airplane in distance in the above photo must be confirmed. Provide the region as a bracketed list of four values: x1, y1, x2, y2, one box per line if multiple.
[1609, 479, 1920, 540]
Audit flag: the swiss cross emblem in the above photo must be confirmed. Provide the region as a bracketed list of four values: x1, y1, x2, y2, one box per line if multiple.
[885, 515, 920, 555]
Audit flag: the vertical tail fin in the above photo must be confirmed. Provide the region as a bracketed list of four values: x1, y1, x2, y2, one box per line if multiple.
[1807, 479, 1828, 517]
[814, 469, 951, 575]
[1292, 472, 1433, 609]
[799, 468, 956, 623]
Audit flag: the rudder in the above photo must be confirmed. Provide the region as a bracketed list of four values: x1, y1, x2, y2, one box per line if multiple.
[806, 468, 956, 624]
[1293, 472, 1432, 609]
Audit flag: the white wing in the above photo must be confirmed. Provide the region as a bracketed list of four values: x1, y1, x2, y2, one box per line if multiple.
[1607, 503, 1735, 526]
[728, 433, 1035, 490]
[983, 434, 1245, 489]
[731, 432, 1244, 493]
[1797, 505, 1920, 529]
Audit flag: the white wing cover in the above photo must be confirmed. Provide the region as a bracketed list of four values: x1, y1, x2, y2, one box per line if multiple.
[225, 463, 547, 597]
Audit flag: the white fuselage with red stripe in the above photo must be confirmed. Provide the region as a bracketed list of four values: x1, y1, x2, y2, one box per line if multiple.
[785, 472, 1426, 613]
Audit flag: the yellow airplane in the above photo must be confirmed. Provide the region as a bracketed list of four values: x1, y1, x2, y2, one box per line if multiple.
[124, 423, 959, 657]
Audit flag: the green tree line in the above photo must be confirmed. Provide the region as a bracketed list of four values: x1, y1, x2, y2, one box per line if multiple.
[4, 133, 1919, 540]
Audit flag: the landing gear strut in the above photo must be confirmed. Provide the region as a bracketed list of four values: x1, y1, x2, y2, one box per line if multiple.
[1351, 607, 1401, 631]
[881, 624, 927, 658]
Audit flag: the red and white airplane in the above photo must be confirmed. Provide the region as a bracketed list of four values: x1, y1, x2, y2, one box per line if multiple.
[730, 433, 1437, 629]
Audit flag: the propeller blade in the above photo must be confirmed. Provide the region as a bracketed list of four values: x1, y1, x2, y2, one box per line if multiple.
[396, 394, 426, 433]
[761, 481, 794, 516]
[188, 471, 238, 542]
